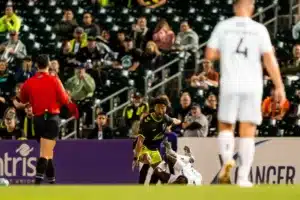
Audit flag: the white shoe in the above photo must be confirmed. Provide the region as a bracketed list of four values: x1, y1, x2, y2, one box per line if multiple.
[237, 180, 253, 188]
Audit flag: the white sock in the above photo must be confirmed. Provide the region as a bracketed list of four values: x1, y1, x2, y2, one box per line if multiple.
[218, 131, 235, 164]
[238, 138, 255, 181]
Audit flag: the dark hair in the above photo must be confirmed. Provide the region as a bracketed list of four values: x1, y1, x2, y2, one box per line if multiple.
[97, 112, 107, 117]
[153, 97, 169, 107]
[36, 54, 49, 69]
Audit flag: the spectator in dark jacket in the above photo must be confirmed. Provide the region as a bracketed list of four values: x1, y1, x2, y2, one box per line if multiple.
[131, 17, 152, 50]
[54, 9, 78, 41]
[88, 112, 113, 139]
[15, 56, 35, 83]
[82, 12, 101, 37]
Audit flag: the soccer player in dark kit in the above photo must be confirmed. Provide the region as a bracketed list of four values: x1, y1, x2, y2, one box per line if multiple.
[20, 54, 69, 184]
[132, 97, 184, 184]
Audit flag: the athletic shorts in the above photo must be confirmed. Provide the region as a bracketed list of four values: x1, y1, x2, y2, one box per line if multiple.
[33, 114, 60, 140]
[138, 146, 162, 165]
[218, 91, 263, 125]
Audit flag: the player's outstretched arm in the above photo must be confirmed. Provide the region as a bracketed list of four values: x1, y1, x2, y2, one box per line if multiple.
[263, 52, 286, 104]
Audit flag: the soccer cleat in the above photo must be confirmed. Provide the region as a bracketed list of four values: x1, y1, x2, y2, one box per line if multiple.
[237, 180, 253, 188]
[218, 160, 236, 184]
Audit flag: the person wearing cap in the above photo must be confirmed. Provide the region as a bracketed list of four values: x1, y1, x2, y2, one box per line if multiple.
[182, 103, 208, 137]
[20, 54, 70, 184]
[122, 92, 149, 137]
[65, 61, 95, 126]
[65, 62, 95, 101]
[0, 5, 21, 35]
[133, 96, 182, 184]
[54, 9, 78, 41]
[0, 30, 27, 64]
[0, 107, 22, 140]
[68, 27, 87, 55]
[76, 36, 102, 63]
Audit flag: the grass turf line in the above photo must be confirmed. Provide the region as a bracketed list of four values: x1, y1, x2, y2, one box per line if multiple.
[1, 185, 300, 200]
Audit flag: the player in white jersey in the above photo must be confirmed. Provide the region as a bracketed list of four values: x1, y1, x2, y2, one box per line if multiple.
[205, 0, 286, 187]
[163, 140, 202, 185]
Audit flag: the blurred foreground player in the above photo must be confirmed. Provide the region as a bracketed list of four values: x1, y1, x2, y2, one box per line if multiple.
[20, 54, 69, 184]
[205, 0, 285, 187]
[133, 97, 183, 184]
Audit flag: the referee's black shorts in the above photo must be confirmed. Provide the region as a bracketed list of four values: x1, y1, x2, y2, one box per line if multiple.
[33, 114, 60, 140]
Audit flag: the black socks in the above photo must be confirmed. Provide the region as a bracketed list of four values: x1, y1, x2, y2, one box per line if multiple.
[35, 157, 48, 185]
[35, 158, 56, 184]
[46, 159, 55, 184]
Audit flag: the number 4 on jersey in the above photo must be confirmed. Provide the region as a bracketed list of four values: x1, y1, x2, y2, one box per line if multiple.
[235, 38, 248, 58]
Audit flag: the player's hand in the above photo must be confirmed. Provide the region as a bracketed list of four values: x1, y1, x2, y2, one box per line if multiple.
[172, 118, 181, 125]
[274, 87, 286, 106]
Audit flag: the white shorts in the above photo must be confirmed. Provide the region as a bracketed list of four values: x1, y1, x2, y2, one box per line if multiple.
[218, 91, 262, 125]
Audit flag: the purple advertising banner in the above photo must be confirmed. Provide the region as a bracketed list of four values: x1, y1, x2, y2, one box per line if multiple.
[0, 140, 139, 184]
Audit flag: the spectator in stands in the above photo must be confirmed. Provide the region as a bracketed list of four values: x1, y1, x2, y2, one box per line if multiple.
[65, 64, 96, 101]
[202, 93, 218, 136]
[69, 27, 88, 55]
[262, 86, 290, 120]
[0, 107, 22, 140]
[131, 17, 152, 50]
[190, 60, 219, 89]
[49, 60, 60, 76]
[114, 37, 141, 71]
[152, 19, 175, 52]
[11, 83, 26, 120]
[88, 112, 113, 139]
[112, 30, 126, 52]
[82, 12, 101, 38]
[281, 44, 300, 75]
[182, 103, 208, 137]
[15, 56, 35, 83]
[76, 37, 102, 63]
[173, 21, 199, 52]
[54, 9, 78, 41]
[174, 92, 192, 122]
[98, 30, 111, 46]
[137, 0, 167, 9]
[21, 105, 37, 140]
[0, 31, 27, 64]
[65, 63, 95, 126]
[0, 5, 21, 37]
[0, 59, 15, 115]
[122, 92, 149, 137]
[141, 41, 163, 71]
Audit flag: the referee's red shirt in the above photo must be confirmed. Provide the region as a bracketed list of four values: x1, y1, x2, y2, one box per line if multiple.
[20, 72, 69, 116]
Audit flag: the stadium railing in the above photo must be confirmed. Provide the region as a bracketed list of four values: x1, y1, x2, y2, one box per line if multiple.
[289, 0, 300, 29]
[60, 116, 77, 140]
[144, 52, 186, 98]
[92, 86, 133, 128]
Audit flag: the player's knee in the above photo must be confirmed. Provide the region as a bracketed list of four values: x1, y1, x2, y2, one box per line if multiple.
[173, 175, 188, 184]
[239, 122, 257, 137]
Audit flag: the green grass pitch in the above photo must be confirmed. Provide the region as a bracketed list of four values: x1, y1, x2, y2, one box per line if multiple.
[1, 185, 300, 200]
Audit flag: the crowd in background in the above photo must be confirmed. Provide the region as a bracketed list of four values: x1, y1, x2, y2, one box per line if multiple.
[0, 0, 300, 140]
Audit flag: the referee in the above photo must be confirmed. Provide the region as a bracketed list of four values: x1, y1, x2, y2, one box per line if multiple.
[20, 54, 69, 184]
